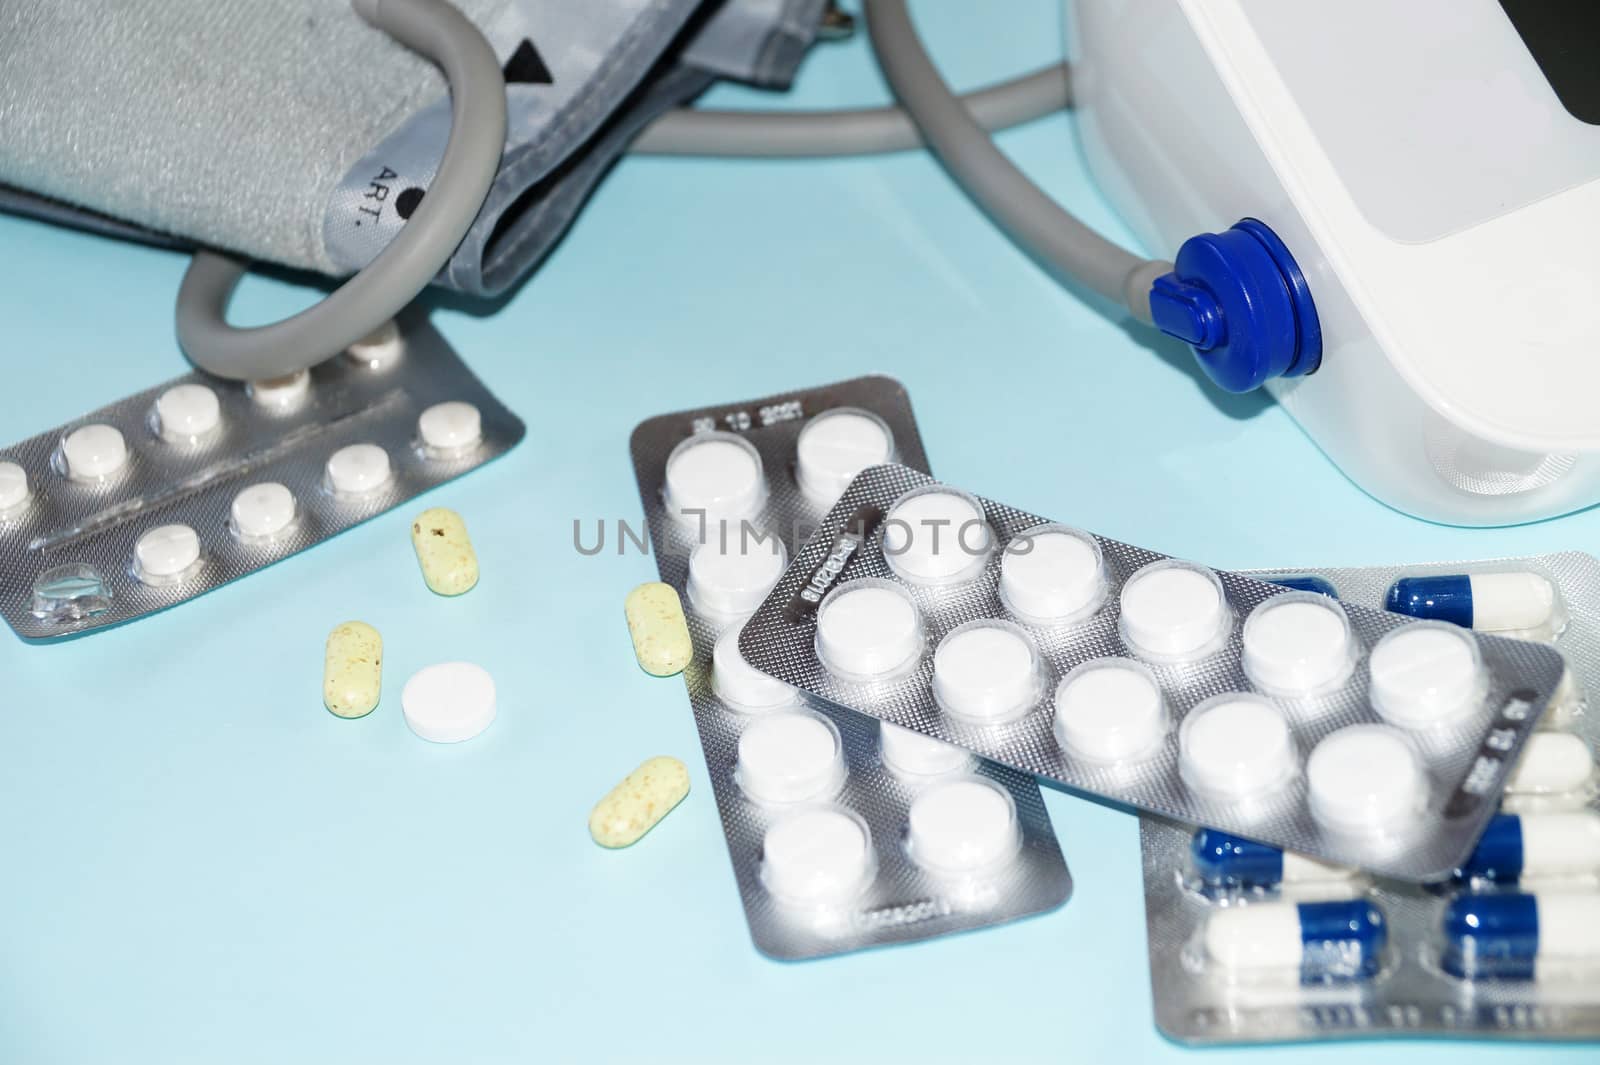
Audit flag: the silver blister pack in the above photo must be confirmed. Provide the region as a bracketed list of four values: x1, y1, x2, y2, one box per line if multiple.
[0, 313, 524, 641]
[737, 464, 1568, 880]
[629, 378, 1072, 960]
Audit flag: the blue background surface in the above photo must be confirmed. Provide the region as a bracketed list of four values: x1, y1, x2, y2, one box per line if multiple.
[0, 3, 1595, 1062]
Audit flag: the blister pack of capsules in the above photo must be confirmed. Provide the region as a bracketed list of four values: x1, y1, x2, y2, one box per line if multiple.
[0, 313, 523, 641]
[1135, 552, 1600, 1044]
[629, 378, 1071, 960]
[736, 464, 1568, 880]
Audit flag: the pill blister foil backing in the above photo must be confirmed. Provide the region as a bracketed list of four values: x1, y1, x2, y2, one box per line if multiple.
[737, 464, 1567, 880]
[630, 378, 1072, 960]
[0, 312, 524, 641]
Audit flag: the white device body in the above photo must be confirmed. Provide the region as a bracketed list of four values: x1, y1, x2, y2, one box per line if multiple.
[1068, 0, 1600, 526]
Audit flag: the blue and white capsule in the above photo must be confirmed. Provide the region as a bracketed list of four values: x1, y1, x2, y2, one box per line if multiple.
[1440, 890, 1600, 981]
[1190, 828, 1359, 892]
[1202, 899, 1386, 983]
[1385, 571, 1560, 635]
[1454, 812, 1600, 884]
[1269, 575, 1338, 599]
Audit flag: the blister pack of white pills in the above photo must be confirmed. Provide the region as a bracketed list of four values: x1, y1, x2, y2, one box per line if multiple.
[0, 314, 523, 641]
[736, 464, 1567, 880]
[630, 378, 1071, 960]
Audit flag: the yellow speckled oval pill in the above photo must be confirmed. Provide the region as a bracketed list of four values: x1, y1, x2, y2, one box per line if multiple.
[625, 581, 693, 677]
[411, 507, 479, 596]
[589, 756, 691, 848]
[324, 621, 382, 718]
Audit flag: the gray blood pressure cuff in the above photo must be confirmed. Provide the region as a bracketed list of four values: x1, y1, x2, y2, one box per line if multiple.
[0, 0, 825, 298]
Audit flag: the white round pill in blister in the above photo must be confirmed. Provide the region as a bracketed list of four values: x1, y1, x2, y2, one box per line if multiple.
[418, 401, 482, 454]
[736, 709, 846, 804]
[815, 579, 923, 680]
[1368, 621, 1484, 729]
[402, 661, 497, 743]
[1241, 593, 1357, 696]
[664, 432, 766, 525]
[249, 370, 310, 409]
[230, 482, 297, 541]
[1179, 693, 1297, 801]
[60, 424, 128, 482]
[1307, 725, 1427, 837]
[687, 534, 787, 617]
[345, 319, 404, 369]
[906, 776, 1020, 876]
[133, 524, 201, 584]
[1119, 560, 1231, 661]
[1000, 524, 1108, 625]
[0, 460, 31, 515]
[761, 806, 874, 906]
[1053, 658, 1168, 763]
[325, 443, 392, 496]
[932, 620, 1042, 725]
[883, 486, 991, 586]
[880, 722, 973, 779]
[712, 627, 799, 713]
[794, 408, 894, 504]
[154, 384, 221, 442]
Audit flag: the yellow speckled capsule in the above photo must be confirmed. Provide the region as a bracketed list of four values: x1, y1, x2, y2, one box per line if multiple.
[324, 621, 382, 718]
[590, 756, 691, 848]
[411, 507, 479, 596]
[625, 581, 693, 676]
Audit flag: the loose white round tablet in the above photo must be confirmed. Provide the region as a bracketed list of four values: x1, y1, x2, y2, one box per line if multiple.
[345, 319, 404, 369]
[1307, 725, 1427, 837]
[712, 627, 798, 712]
[1368, 622, 1484, 729]
[1053, 658, 1168, 763]
[880, 722, 973, 778]
[883, 487, 991, 585]
[999, 525, 1107, 625]
[794, 408, 894, 504]
[815, 580, 923, 680]
[133, 523, 201, 582]
[418, 400, 482, 453]
[1242, 593, 1356, 696]
[401, 661, 497, 743]
[906, 776, 1020, 876]
[686, 534, 787, 617]
[1120, 560, 1230, 660]
[154, 384, 221, 442]
[0, 460, 30, 513]
[932, 620, 1042, 724]
[230, 482, 297, 540]
[761, 807, 874, 906]
[1179, 694, 1297, 800]
[249, 370, 311, 408]
[325, 443, 392, 496]
[736, 710, 846, 804]
[60, 424, 128, 481]
[663, 433, 765, 524]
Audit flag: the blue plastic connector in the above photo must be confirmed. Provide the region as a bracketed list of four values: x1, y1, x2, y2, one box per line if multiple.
[1149, 218, 1322, 394]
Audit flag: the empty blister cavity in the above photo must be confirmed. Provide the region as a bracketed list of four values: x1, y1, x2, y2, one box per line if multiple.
[418, 400, 482, 457]
[324, 443, 392, 497]
[0, 460, 31, 518]
[1119, 560, 1231, 662]
[1502, 731, 1597, 811]
[1000, 524, 1108, 626]
[1179, 694, 1297, 803]
[735, 709, 846, 804]
[1242, 593, 1358, 696]
[686, 533, 786, 618]
[1306, 725, 1427, 839]
[247, 370, 311, 409]
[132, 524, 202, 585]
[760, 806, 875, 908]
[712, 627, 798, 713]
[883, 485, 991, 586]
[906, 776, 1021, 877]
[344, 320, 404, 370]
[1439, 891, 1600, 982]
[57, 424, 127, 482]
[1053, 658, 1168, 764]
[932, 620, 1044, 725]
[814, 578, 923, 681]
[153, 383, 221, 444]
[230, 482, 297, 543]
[1387, 570, 1565, 637]
[1368, 621, 1485, 730]
[1453, 812, 1600, 885]
[794, 407, 894, 504]
[29, 563, 111, 622]
[880, 722, 973, 780]
[1200, 899, 1386, 983]
[663, 431, 766, 527]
